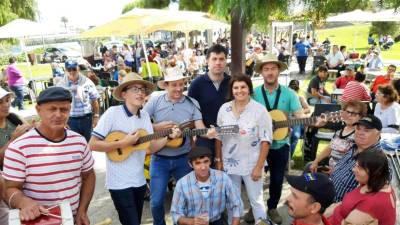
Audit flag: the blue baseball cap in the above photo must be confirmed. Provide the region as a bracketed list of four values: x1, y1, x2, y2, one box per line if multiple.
[65, 59, 78, 69]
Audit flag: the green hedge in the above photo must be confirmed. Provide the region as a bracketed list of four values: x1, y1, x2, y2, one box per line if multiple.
[0, 53, 27, 66]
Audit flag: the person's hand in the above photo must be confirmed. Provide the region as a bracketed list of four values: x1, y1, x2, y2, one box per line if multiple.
[19, 197, 48, 221]
[75, 209, 90, 225]
[154, 121, 175, 131]
[168, 126, 182, 139]
[194, 216, 208, 225]
[251, 165, 263, 181]
[121, 131, 140, 147]
[206, 125, 217, 139]
[215, 161, 223, 171]
[321, 166, 333, 175]
[309, 161, 319, 173]
[10, 124, 33, 141]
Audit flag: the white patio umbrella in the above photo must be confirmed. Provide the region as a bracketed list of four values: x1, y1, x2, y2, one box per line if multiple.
[0, 19, 62, 79]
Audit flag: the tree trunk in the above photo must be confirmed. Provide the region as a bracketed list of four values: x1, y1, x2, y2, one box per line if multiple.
[230, 5, 246, 76]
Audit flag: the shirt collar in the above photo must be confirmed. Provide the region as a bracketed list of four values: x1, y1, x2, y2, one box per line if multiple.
[293, 215, 331, 225]
[123, 104, 133, 117]
[67, 74, 82, 85]
[164, 93, 186, 103]
[263, 84, 280, 94]
[189, 169, 217, 186]
[204, 72, 229, 82]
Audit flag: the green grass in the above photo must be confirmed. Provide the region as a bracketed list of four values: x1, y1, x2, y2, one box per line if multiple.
[0, 63, 52, 80]
[316, 23, 400, 61]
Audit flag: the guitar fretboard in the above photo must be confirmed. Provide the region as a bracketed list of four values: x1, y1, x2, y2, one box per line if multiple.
[137, 129, 172, 143]
[273, 117, 318, 129]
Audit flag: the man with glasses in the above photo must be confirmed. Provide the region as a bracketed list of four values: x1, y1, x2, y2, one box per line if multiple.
[57, 59, 100, 141]
[370, 65, 397, 96]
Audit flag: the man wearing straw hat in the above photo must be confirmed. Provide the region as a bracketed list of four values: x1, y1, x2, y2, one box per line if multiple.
[89, 72, 181, 225]
[144, 67, 216, 225]
[251, 54, 305, 224]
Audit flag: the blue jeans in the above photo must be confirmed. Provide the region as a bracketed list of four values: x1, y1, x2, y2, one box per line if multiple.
[290, 125, 303, 157]
[67, 114, 92, 141]
[265, 144, 290, 209]
[150, 154, 192, 225]
[109, 185, 146, 225]
[9, 85, 24, 110]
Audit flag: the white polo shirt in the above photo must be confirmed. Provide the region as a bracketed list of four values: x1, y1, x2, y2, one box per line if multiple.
[92, 104, 153, 189]
[326, 52, 344, 66]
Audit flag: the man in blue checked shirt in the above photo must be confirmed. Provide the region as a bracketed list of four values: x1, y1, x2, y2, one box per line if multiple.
[171, 146, 243, 225]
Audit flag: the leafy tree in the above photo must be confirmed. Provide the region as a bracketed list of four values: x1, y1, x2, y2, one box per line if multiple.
[61, 16, 68, 29]
[370, 21, 399, 36]
[0, 0, 37, 26]
[122, 0, 169, 13]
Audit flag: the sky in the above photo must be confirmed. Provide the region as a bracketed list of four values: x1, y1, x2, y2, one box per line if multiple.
[37, 0, 133, 29]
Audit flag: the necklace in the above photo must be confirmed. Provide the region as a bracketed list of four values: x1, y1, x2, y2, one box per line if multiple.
[233, 99, 249, 116]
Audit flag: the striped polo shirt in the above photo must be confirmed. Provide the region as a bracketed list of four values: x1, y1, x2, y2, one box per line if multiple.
[331, 142, 382, 202]
[3, 128, 94, 213]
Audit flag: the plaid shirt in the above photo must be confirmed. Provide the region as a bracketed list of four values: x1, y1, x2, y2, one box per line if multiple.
[57, 74, 99, 117]
[171, 169, 243, 223]
[331, 142, 382, 202]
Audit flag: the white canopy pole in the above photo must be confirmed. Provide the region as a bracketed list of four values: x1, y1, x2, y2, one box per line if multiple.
[141, 34, 152, 79]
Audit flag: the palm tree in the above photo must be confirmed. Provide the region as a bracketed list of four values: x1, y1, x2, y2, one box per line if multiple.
[61, 16, 68, 29]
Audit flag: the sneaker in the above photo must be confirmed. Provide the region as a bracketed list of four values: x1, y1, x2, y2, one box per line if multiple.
[267, 209, 282, 224]
[243, 208, 255, 223]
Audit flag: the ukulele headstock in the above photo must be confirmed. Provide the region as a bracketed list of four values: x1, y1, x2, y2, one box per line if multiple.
[321, 111, 341, 123]
[215, 125, 240, 135]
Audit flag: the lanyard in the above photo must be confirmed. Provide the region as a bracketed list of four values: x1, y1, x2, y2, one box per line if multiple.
[261, 85, 281, 111]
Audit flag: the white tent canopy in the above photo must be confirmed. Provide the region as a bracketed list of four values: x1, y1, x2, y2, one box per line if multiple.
[0, 19, 62, 39]
[374, 9, 400, 21]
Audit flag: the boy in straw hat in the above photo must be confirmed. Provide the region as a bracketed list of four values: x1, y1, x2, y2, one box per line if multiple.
[89, 72, 181, 225]
[143, 67, 217, 225]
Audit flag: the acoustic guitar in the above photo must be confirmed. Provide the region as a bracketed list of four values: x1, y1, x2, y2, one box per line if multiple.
[270, 109, 341, 141]
[106, 124, 239, 162]
[106, 121, 194, 162]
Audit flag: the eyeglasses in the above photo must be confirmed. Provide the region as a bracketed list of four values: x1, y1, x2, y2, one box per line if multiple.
[341, 110, 360, 117]
[67, 68, 77, 72]
[127, 86, 148, 94]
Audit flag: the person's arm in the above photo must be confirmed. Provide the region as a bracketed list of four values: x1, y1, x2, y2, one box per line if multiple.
[89, 132, 140, 152]
[299, 96, 311, 114]
[309, 146, 332, 173]
[194, 120, 216, 139]
[344, 209, 376, 224]
[91, 100, 100, 127]
[148, 127, 182, 154]
[251, 141, 269, 181]
[75, 169, 96, 225]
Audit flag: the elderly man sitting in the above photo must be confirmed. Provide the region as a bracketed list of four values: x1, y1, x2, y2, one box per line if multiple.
[330, 115, 384, 202]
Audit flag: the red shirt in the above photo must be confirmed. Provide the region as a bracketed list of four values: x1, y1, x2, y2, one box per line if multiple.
[329, 186, 396, 225]
[340, 81, 372, 102]
[335, 75, 355, 89]
[293, 216, 331, 225]
[371, 75, 391, 93]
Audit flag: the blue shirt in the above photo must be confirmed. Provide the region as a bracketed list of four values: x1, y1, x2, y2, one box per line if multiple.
[188, 73, 230, 151]
[295, 42, 311, 57]
[171, 169, 243, 223]
[253, 84, 301, 149]
[331, 142, 382, 202]
[143, 93, 202, 156]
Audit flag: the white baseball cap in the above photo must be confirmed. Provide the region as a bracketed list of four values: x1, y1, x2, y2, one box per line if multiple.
[0, 88, 13, 99]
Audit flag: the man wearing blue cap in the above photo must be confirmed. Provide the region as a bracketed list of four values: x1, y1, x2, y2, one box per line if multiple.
[57, 59, 100, 141]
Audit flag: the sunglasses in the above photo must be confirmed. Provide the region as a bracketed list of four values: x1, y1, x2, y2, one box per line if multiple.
[126, 86, 148, 94]
[341, 110, 360, 117]
[67, 68, 77, 72]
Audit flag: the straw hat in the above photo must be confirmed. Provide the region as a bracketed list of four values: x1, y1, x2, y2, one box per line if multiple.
[157, 67, 189, 89]
[113, 72, 155, 101]
[254, 53, 288, 73]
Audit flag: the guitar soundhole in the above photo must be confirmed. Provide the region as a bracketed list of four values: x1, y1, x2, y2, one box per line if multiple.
[117, 148, 122, 155]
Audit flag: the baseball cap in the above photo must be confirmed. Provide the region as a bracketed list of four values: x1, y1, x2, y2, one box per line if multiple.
[354, 114, 382, 131]
[187, 146, 212, 162]
[65, 59, 78, 69]
[287, 173, 335, 209]
[0, 87, 13, 99]
[345, 65, 355, 71]
[37, 87, 72, 105]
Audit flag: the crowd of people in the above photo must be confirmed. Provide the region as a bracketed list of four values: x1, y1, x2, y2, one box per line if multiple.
[0, 42, 398, 225]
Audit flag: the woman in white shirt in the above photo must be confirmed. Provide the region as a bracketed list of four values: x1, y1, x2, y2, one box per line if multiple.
[215, 74, 273, 224]
[374, 85, 400, 133]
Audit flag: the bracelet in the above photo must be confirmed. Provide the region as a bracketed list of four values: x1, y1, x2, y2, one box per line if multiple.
[8, 191, 20, 209]
[93, 114, 100, 118]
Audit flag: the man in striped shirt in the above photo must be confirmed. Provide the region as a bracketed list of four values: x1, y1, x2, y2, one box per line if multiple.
[3, 87, 95, 225]
[330, 115, 382, 202]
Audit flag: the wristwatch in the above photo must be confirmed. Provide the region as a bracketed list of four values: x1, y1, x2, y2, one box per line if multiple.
[214, 158, 222, 163]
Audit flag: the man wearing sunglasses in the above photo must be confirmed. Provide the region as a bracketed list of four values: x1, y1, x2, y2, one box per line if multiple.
[57, 59, 100, 141]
